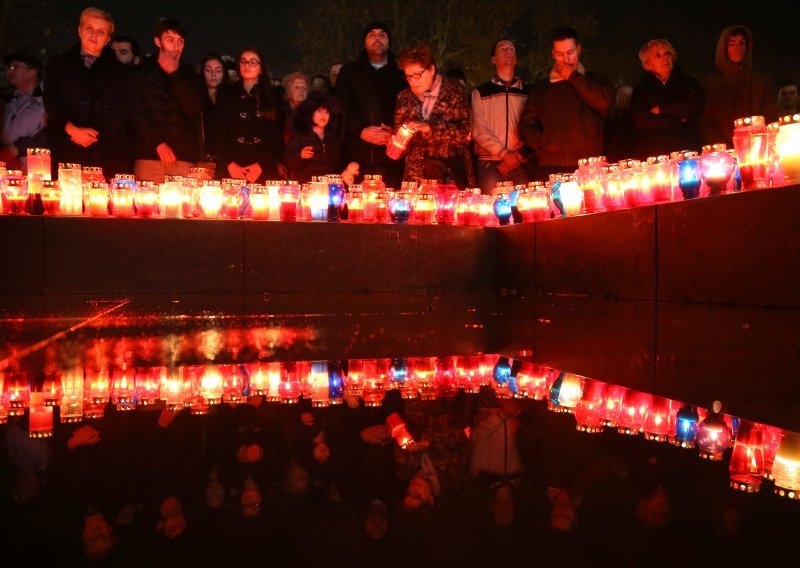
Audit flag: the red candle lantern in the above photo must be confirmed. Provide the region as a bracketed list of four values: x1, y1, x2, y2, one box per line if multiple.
[597, 384, 626, 427]
[134, 367, 160, 406]
[576, 156, 607, 213]
[85, 181, 110, 216]
[412, 192, 435, 224]
[3, 372, 30, 415]
[86, 368, 110, 404]
[573, 379, 606, 433]
[345, 359, 366, 398]
[279, 181, 300, 221]
[345, 185, 364, 222]
[386, 412, 415, 449]
[386, 123, 417, 160]
[110, 179, 135, 217]
[616, 390, 651, 435]
[249, 184, 270, 220]
[309, 361, 331, 408]
[772, 430, 800, 500]
[28, 392, 54, 438]
[601, 165, 626, 211]
[763, 425, 784, 480]
[59, 368, 84, 423]
[278, 365, 301, 404]
[642, 395, 671, 442]
[221, 178, 245, 219]
[547, 372, 584, 414]
[41, 372, 62, 406]
[57, 162, 83, 215]
[361, 376, 386, 407]
[729, 421, 765, 493]
[433, 183, 458, 224]
[221, 364, 246, 405]
[111, 367, 135, 408]
[732, 116, 769, 189]
[4, 174, 29, 215]
[775, 113, 800, 183]
[198, 180, 223, 219]
[160, 367, 187, 410]
[41, 180, 61, 215]
[646, 155, 674, 202]
[135, 181, 160, 217]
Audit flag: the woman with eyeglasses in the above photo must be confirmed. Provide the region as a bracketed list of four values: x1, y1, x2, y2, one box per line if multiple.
[216, 47, 282, 183]
[394, 42, 473, 188]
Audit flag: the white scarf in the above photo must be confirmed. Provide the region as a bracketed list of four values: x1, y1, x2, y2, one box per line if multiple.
[417, 73, 443, 121]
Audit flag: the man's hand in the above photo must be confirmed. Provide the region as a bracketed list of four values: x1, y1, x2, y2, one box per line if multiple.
[67, 424, 101, 450]
[300, 145, 315, 159]
[66, 122, 99, 148]
[156, 142, 176, 165]
[227, 161, 245, 179]
[553, 61, 577, 82]
[242, 162, 262, 183]
[498, 149, 523, 175]
[360, 125, 391, 146]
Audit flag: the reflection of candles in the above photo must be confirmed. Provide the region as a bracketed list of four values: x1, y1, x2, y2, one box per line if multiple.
[729, 421, 765, 493]
[59, 369, 84, 423]
[28, 393, 54, 438]
[772, 432, 800, 500]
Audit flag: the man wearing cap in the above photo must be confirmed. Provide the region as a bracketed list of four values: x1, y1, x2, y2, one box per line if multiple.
[43, 6, 133, 177]
[1, 51, 46, 172]
[333, 21, 406, 189]
[471, 38, 529, 194]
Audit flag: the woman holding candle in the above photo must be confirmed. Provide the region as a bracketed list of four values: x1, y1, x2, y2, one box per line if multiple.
[394, 42, 474, 189]
[216, 47, 282, 184]
[630, 39, 705, 159]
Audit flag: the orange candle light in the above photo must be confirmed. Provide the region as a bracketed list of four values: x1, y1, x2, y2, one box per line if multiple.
[41, 180, 61, 215]
[58, 162, 83, 215]
[85, 182, 109, 216]
[250, 184, 269, 220]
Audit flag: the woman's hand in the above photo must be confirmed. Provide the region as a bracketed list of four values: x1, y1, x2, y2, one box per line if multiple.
[407, 121, 431, 135]
[300, 146, 315, 159]
[228, 161, 246, 179]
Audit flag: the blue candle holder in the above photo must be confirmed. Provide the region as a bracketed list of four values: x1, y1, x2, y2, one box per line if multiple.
[493, 194, 512, 226]
[678, 158, 701, 199]
[389, 194, 411, 223]
[328, 180, 345, 222]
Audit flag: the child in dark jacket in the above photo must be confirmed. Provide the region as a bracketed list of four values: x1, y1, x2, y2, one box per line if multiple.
[285, 90, 358, 184]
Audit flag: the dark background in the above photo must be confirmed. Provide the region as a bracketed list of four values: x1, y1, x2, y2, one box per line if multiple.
[1, 0, 797, 88]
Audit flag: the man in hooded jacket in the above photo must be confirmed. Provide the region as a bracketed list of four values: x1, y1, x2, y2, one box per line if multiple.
[699, 25, 776, 146]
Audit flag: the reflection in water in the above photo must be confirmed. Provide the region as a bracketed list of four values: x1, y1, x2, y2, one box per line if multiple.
[2, 354, 799, 566]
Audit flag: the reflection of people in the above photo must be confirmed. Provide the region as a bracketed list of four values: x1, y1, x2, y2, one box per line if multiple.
[699, 25, 776, 146]
[82, 509, 118, 561]
[394, 42, 474, 188]
[630, 39, 704, 158]
[519, 26, 614, 180]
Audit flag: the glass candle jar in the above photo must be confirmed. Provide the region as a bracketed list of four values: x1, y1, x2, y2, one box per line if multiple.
[279, 181, 299, 222]
[434, 183, 458, 224]
[699, 143, 736, 196]
[345, 185, 364, 222]
[577, 156, 607, 213]
[677, 151, 702, 199]
[135, 181, 160, 217]
[160, 175, 184, 219]
[776, 113, 800, 182]
[389, 190, 412, 223]
[386, 123, 416, 160]
[41, 180, 61, 215]
[57, 163, 83, 215]
[732, 115, 769, 189]
[646, 155, 674, 202]
[84, 181, 110, 217]
[110, 180, 135, 217]
[4, 175, 28, 214]
[412, 192, 435, 224]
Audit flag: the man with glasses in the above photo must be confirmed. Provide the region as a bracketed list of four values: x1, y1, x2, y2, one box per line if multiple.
[43, 7, 133, 178]
[1, 51, 45, 172]
[519, 27, 614, 181]
[471, 38, 529, 194]
[131, 18, 204, 181]
[334, 21, 406, 189]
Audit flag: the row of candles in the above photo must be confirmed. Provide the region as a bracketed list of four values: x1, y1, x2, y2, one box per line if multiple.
[3, 114, 799, 226]
[2, 355, 799, 500]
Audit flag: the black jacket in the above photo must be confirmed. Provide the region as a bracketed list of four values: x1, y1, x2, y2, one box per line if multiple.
[333, 51, 406, 178]
[216, 81, 282, 181]
[630, 67, 705, 158]
[284, 91, 345, 183]
[43, 44, 133, 176]
[130, 56, 204, 162]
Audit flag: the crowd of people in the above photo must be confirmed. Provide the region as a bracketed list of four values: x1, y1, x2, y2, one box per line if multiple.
[5, 371, 796, 567]
[1, 7, 798, 197]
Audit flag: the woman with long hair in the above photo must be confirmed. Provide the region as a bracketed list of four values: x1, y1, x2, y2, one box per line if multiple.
[216, 47, 282, 183]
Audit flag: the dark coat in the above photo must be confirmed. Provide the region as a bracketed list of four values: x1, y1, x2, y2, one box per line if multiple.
[699, 25, 777, 146]
[630, 67, 705, 158]
[130, 56, 205, 162]
[216, 81, 282, 181]
[333, 50, 406, 184]
[284, 91, 345, 183]
[519, 69, 614, 168]
[43, 44, 133, 177]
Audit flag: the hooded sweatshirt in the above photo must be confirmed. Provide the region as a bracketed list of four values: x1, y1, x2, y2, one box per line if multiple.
[699, 25, 776, 146]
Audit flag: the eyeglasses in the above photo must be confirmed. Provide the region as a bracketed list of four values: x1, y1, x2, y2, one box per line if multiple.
[6, 63, 31, 71]
[404, 66, 432, 82]
[240, 59, 261, 68]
